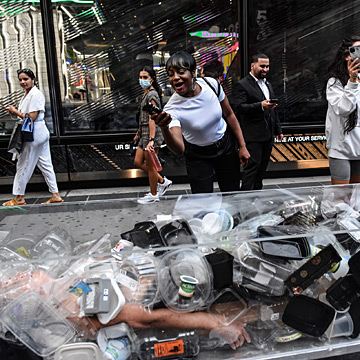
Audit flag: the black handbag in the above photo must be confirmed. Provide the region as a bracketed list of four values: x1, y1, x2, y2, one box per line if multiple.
[21, 113, 34, 142]
[7, 120, 24, 155]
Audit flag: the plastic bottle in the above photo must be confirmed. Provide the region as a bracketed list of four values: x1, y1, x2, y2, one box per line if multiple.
[149, 151, 162, 172]
[104, 336, 131, 360]
[136, 328, 199, 360]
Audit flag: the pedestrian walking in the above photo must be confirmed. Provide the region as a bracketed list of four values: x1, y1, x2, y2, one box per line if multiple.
[2, 68, 63, 206]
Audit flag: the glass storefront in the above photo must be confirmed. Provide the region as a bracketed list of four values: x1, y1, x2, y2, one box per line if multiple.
[246, 0, 360, 125]
[0, 0, 359, 185]
[0, 1, 54, 134]
[53, 0, 239, 134]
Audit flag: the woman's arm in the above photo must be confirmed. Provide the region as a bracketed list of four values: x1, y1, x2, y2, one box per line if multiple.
[327, 57, 360, 118]
[145, 99, 158, 151]
[327, 78, 359, 117]
[221, 96, 250, 166]
[6, 107, 39, 121]
[153, 112, 185, 155]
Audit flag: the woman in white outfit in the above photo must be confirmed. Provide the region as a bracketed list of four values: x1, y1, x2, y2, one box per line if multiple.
[2, 69, 63, 206]
[325, 36, 360, 185]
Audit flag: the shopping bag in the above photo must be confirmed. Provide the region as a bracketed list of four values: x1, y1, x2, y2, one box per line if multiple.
[21, 113, 34, 142]
[7, 120, 24, 155]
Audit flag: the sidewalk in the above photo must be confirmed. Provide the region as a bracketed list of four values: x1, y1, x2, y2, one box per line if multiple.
[0, 175, 332, 204]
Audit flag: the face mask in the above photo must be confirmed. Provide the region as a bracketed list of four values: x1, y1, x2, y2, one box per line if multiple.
[139, 79, 151, 89]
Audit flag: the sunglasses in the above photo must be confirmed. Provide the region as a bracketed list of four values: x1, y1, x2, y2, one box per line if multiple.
[17, 68, 35, 77]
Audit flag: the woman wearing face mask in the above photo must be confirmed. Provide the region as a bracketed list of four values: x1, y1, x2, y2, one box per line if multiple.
[153, 52, 250, 194]
[134, 66, 172, 204]
[2, 69, 63, 206]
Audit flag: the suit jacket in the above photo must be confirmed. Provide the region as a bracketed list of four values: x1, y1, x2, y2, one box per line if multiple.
[232, 74, 282, 143]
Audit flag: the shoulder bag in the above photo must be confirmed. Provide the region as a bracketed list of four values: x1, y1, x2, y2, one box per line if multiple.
[8, 119, 24, 155]
[21, 113, 34, 142]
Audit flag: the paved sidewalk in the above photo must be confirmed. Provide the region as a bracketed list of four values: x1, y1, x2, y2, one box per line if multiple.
[0, 175, 332, 204]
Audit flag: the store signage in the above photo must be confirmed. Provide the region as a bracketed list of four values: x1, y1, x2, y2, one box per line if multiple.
[190, 31, 238, 38]
[115, 144, 132, 151]
[274, 135, 327, 143]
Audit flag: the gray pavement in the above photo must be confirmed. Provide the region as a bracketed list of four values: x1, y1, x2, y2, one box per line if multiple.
[0, 175, 332, 204]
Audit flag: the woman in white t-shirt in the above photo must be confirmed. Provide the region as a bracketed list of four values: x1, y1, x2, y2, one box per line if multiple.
[2, 69, 63, 206]
[154, 51, 250, 193]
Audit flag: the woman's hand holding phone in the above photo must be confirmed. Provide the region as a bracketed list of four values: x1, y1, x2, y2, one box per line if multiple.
[146, 104, 172, 130]
[152, 112, 172, 130]
[348, 58, 360, 82]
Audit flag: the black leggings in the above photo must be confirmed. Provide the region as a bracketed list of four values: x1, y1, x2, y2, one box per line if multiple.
[184, 131, 240, 194]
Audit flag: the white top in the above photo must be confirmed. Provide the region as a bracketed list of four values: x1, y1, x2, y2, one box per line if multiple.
[249, 72, 270, 99]
[164, 77, 226, 146]
[325, 78, 360, 159]
[18, 86, 45, 122]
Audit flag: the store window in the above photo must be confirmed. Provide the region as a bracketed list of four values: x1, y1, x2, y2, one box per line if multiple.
[0, 2, 53, 136]
[52, 0, 240, 134]
[245, 0, 360, 125]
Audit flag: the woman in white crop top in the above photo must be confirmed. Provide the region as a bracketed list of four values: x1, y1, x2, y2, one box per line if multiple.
[155, 51, 250, 193]
[3, 69, 63, 206]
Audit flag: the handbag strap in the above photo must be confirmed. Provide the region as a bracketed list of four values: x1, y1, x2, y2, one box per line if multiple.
[24, 113, 33, 128]
[202, 77, 221, 98]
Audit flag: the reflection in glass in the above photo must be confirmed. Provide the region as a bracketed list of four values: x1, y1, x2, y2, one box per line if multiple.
[0, 3, 53, 135]
[54, 0, 239, 134]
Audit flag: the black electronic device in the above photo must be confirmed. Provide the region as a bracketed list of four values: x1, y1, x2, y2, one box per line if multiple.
[269, 99, 279, 103]
[142, 102, 162, 115]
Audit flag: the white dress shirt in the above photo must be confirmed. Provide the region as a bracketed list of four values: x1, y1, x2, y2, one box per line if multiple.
[250, 72, 270, 99]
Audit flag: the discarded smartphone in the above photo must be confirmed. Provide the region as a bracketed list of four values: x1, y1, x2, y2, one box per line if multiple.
[269, 99, 279, 103]
[142, 102, 162, 115]
[349, 45, 360, 64]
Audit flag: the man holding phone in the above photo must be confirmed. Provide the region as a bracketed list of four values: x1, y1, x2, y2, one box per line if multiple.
[232, 53, 283, 190]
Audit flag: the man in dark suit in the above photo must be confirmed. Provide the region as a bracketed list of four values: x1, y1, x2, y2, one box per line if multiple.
[233, 53, 283, 190]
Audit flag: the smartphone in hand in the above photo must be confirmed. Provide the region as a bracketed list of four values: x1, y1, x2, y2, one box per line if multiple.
[269, 99, 279, 104]
[142, 102, 162, 115]
[349, 45, 360, 64]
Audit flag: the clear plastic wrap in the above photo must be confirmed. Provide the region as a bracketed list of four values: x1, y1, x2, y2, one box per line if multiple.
[233, 242, 294, 296]
[0, 291, 75, 356]
[157, 249, 213, 312]
[1, 184, 360, 359]
[117, 252, 159, 310]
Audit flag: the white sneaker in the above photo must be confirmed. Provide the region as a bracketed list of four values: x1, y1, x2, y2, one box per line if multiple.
[137, 192, 160, 204]
[157, 176, 173, 196]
